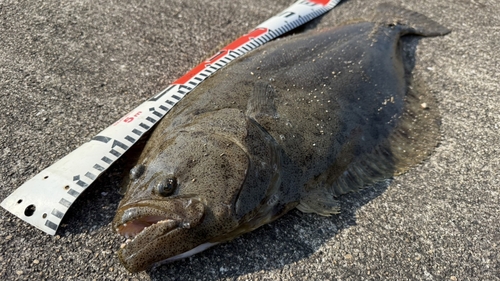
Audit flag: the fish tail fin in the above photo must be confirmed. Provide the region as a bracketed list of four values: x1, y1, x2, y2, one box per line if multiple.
[372, 3, 451, 36]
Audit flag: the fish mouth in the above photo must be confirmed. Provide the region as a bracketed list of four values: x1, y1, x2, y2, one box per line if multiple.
[117, 215, 178, 242]
[112, 196, 205, 272]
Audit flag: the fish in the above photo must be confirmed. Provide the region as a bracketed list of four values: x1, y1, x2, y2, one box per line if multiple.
[112, 3, 450, 273]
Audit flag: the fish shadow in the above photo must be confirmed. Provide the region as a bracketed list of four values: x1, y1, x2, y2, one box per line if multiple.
[58, 131, 154, 236]
[56, 155, 138, 237]
[148, 180, 390, 280]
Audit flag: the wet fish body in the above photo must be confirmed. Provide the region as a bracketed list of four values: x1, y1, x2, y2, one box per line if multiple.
[113, 4, 450, 272]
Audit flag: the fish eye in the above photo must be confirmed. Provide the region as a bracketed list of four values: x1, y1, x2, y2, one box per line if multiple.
[155, 176, 177, 197]
[130, 164, 146, 180]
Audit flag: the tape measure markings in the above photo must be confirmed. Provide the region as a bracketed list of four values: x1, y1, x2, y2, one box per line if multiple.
[1, 0, 342, 236]
[51, 209, 65, 219]
[59, 198, 72, 208]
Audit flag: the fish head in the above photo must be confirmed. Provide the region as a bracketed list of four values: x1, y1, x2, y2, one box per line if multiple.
[112, 109, 287, 272]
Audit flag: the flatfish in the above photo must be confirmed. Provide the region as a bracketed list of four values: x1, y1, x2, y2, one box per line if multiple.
[112, 3, 450, 272]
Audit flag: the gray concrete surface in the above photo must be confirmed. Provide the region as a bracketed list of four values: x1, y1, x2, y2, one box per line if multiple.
[0, 0, 498, 280]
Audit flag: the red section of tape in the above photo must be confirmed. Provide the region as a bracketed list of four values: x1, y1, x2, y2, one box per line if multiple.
[222, 27, 268, 52]
[173, 28, 268, 85]
[173, 63, 208, 85]
[308, 0, 330, 6]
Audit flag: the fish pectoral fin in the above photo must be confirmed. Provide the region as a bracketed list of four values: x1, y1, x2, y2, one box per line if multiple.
[297, 188, 340, 216]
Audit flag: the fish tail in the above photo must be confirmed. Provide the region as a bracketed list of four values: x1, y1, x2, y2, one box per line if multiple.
[372, 3, 451, 36]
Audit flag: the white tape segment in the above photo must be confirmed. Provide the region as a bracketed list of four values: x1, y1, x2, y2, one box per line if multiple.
[1, 0, 341, 235]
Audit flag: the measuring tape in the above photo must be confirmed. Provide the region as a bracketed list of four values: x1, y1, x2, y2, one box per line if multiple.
[1, 0, 341, 235]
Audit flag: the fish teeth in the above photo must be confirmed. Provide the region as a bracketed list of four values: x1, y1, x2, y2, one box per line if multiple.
[122, 232, 136, 240]
[117, 219, 177, 244]
[120, 238, 133, 248]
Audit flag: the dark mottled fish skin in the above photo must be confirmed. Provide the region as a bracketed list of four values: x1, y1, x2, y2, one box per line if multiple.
[112, 4, 450, 272]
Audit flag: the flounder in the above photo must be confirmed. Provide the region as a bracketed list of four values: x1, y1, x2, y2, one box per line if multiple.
[113, 4, 450, 272]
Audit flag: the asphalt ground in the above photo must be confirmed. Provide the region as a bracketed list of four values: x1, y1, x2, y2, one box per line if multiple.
[0, 0, 498, 280]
